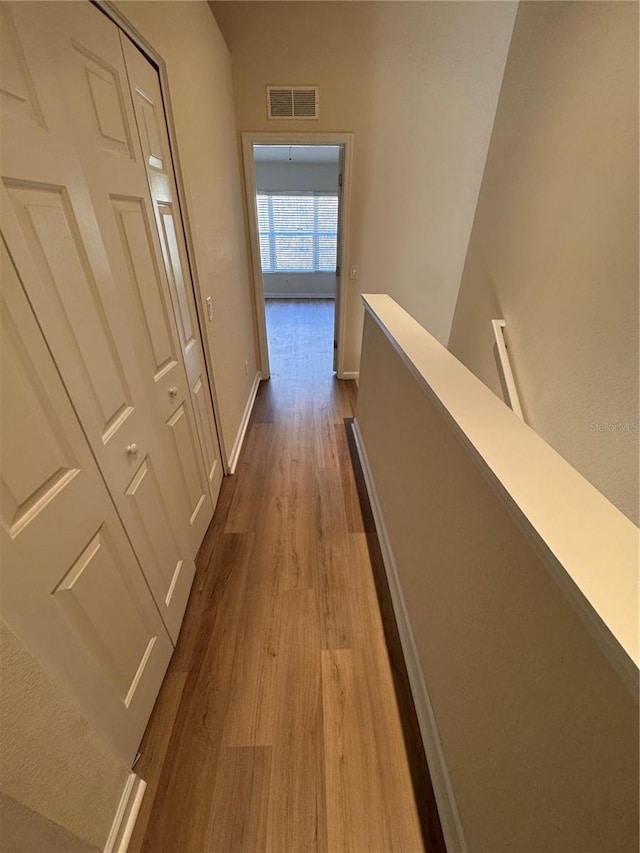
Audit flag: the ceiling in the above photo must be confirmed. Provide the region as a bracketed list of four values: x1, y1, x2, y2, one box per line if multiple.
[253, 145, 340, 165]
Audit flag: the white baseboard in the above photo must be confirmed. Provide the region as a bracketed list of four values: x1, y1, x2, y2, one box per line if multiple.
[264, 293, 335, 300]
[338, 371, 359, 383]
[351, 418, 467, 853]
[227, 372, 261, 474]
[103, 773, 147, 853]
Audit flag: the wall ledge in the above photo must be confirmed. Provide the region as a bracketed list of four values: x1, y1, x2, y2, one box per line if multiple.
[362, 294, 639, 689]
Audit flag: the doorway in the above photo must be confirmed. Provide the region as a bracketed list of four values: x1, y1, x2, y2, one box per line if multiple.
[242, 133, 353, 380]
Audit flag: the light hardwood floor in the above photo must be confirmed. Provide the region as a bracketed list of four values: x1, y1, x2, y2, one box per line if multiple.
[131, 300, 440, 852]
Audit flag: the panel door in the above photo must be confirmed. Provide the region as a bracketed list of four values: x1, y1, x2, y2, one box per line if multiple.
[0, 238, 173, 764]
[54, 2, 215, 553]
[121, 37, 224, 503]
[0, 2, 211, 640]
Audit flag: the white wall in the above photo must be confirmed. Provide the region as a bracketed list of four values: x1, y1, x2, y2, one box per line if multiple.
[255, 160, 338, 298]
[212, 0, 517, 372]
[117, 0, 260, 463]
[448, 1, 639, 524]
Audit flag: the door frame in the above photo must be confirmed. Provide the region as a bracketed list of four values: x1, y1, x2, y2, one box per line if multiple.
[241, 132, 354, 380]
[96, 0, 230, 471]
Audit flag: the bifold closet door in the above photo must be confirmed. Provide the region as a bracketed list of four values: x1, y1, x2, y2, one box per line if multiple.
[121, 37, 223, 501]
[46, 1, 217, 556]
[0, 239, 173, 764]
[0, 1, 219, 641]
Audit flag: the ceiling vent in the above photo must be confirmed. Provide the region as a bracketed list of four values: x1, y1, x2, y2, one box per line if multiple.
[266, 86, 319, 120]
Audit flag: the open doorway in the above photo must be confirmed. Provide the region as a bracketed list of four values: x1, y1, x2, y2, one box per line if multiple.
[255, 144, 339, 377]
[242, 133, 353, 380]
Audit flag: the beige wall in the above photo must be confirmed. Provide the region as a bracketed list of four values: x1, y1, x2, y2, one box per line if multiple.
[0, 623, 129, 850]
[0, 795, 96, 853]
[357, 314, 639, 852]
[115, 0, 260, 461]
[448, 1, 639, 524]
[211, 0, 517, 372]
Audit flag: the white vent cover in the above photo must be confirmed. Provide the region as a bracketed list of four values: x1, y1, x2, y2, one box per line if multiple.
[266, 86, 319, 120]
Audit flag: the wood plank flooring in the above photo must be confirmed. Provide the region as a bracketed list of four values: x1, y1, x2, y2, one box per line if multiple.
[131, 300, 441, 852]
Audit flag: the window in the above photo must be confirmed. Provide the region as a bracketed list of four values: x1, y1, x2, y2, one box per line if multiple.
[257, 193, 338, 273]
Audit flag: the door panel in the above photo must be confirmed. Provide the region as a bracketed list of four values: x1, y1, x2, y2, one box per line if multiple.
[122, 36, 223, 498]
[60, 2, 215, 549]
[109, 191, 210, 548]
[157, 204, 197, 354]
[1, 2, 208, 641]
[54, 526, 156, 703]
[1, 276, 80, 540]
[167, 404, 209, 540]
[1, 238, 172, 763]
[73, 41, 135, 160]
[193, 377, 221, 485]
[123, 456, 186, 613]
[111, 196, 180, 408]
[0, 4, 43, 127]
[4, 182, 135, 451]
[136, 88, 164, 172]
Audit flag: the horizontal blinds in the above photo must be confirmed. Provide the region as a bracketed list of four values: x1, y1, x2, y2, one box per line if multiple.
[257, 193, 338, 273]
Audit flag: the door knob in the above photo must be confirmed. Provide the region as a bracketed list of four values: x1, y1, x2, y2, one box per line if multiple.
[169, 386, 178, 397]
[126, 443, 138, 456]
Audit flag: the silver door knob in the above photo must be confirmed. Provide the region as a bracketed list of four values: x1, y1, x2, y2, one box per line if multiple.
[126, 443, 138, 456]
[169, 386, 178, 397]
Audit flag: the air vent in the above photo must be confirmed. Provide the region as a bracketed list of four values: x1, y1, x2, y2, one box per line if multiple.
[267, 86, 319, 120]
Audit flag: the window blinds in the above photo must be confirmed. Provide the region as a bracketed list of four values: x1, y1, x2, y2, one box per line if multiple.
[257, 193, 338, 273]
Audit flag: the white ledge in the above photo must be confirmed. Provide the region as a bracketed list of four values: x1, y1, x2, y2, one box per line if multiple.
[362, 294, 639, 685]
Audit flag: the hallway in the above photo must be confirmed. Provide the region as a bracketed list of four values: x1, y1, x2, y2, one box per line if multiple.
[129, 300, 433, 852]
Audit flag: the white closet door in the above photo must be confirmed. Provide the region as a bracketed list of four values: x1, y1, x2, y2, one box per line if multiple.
[56, 2, 216, 554]
[0, 238, 173, 764]
[122, 37, 224, 503]
[0, 2, 213, 640]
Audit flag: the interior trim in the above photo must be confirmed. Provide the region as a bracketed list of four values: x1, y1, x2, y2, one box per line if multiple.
[103, 773, 147, 853]
[227, 372, 262, 474]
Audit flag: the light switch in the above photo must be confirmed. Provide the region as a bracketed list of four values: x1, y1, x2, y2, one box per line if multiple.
[350, 265, 359, 280]
[206, 297, 214, 321]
